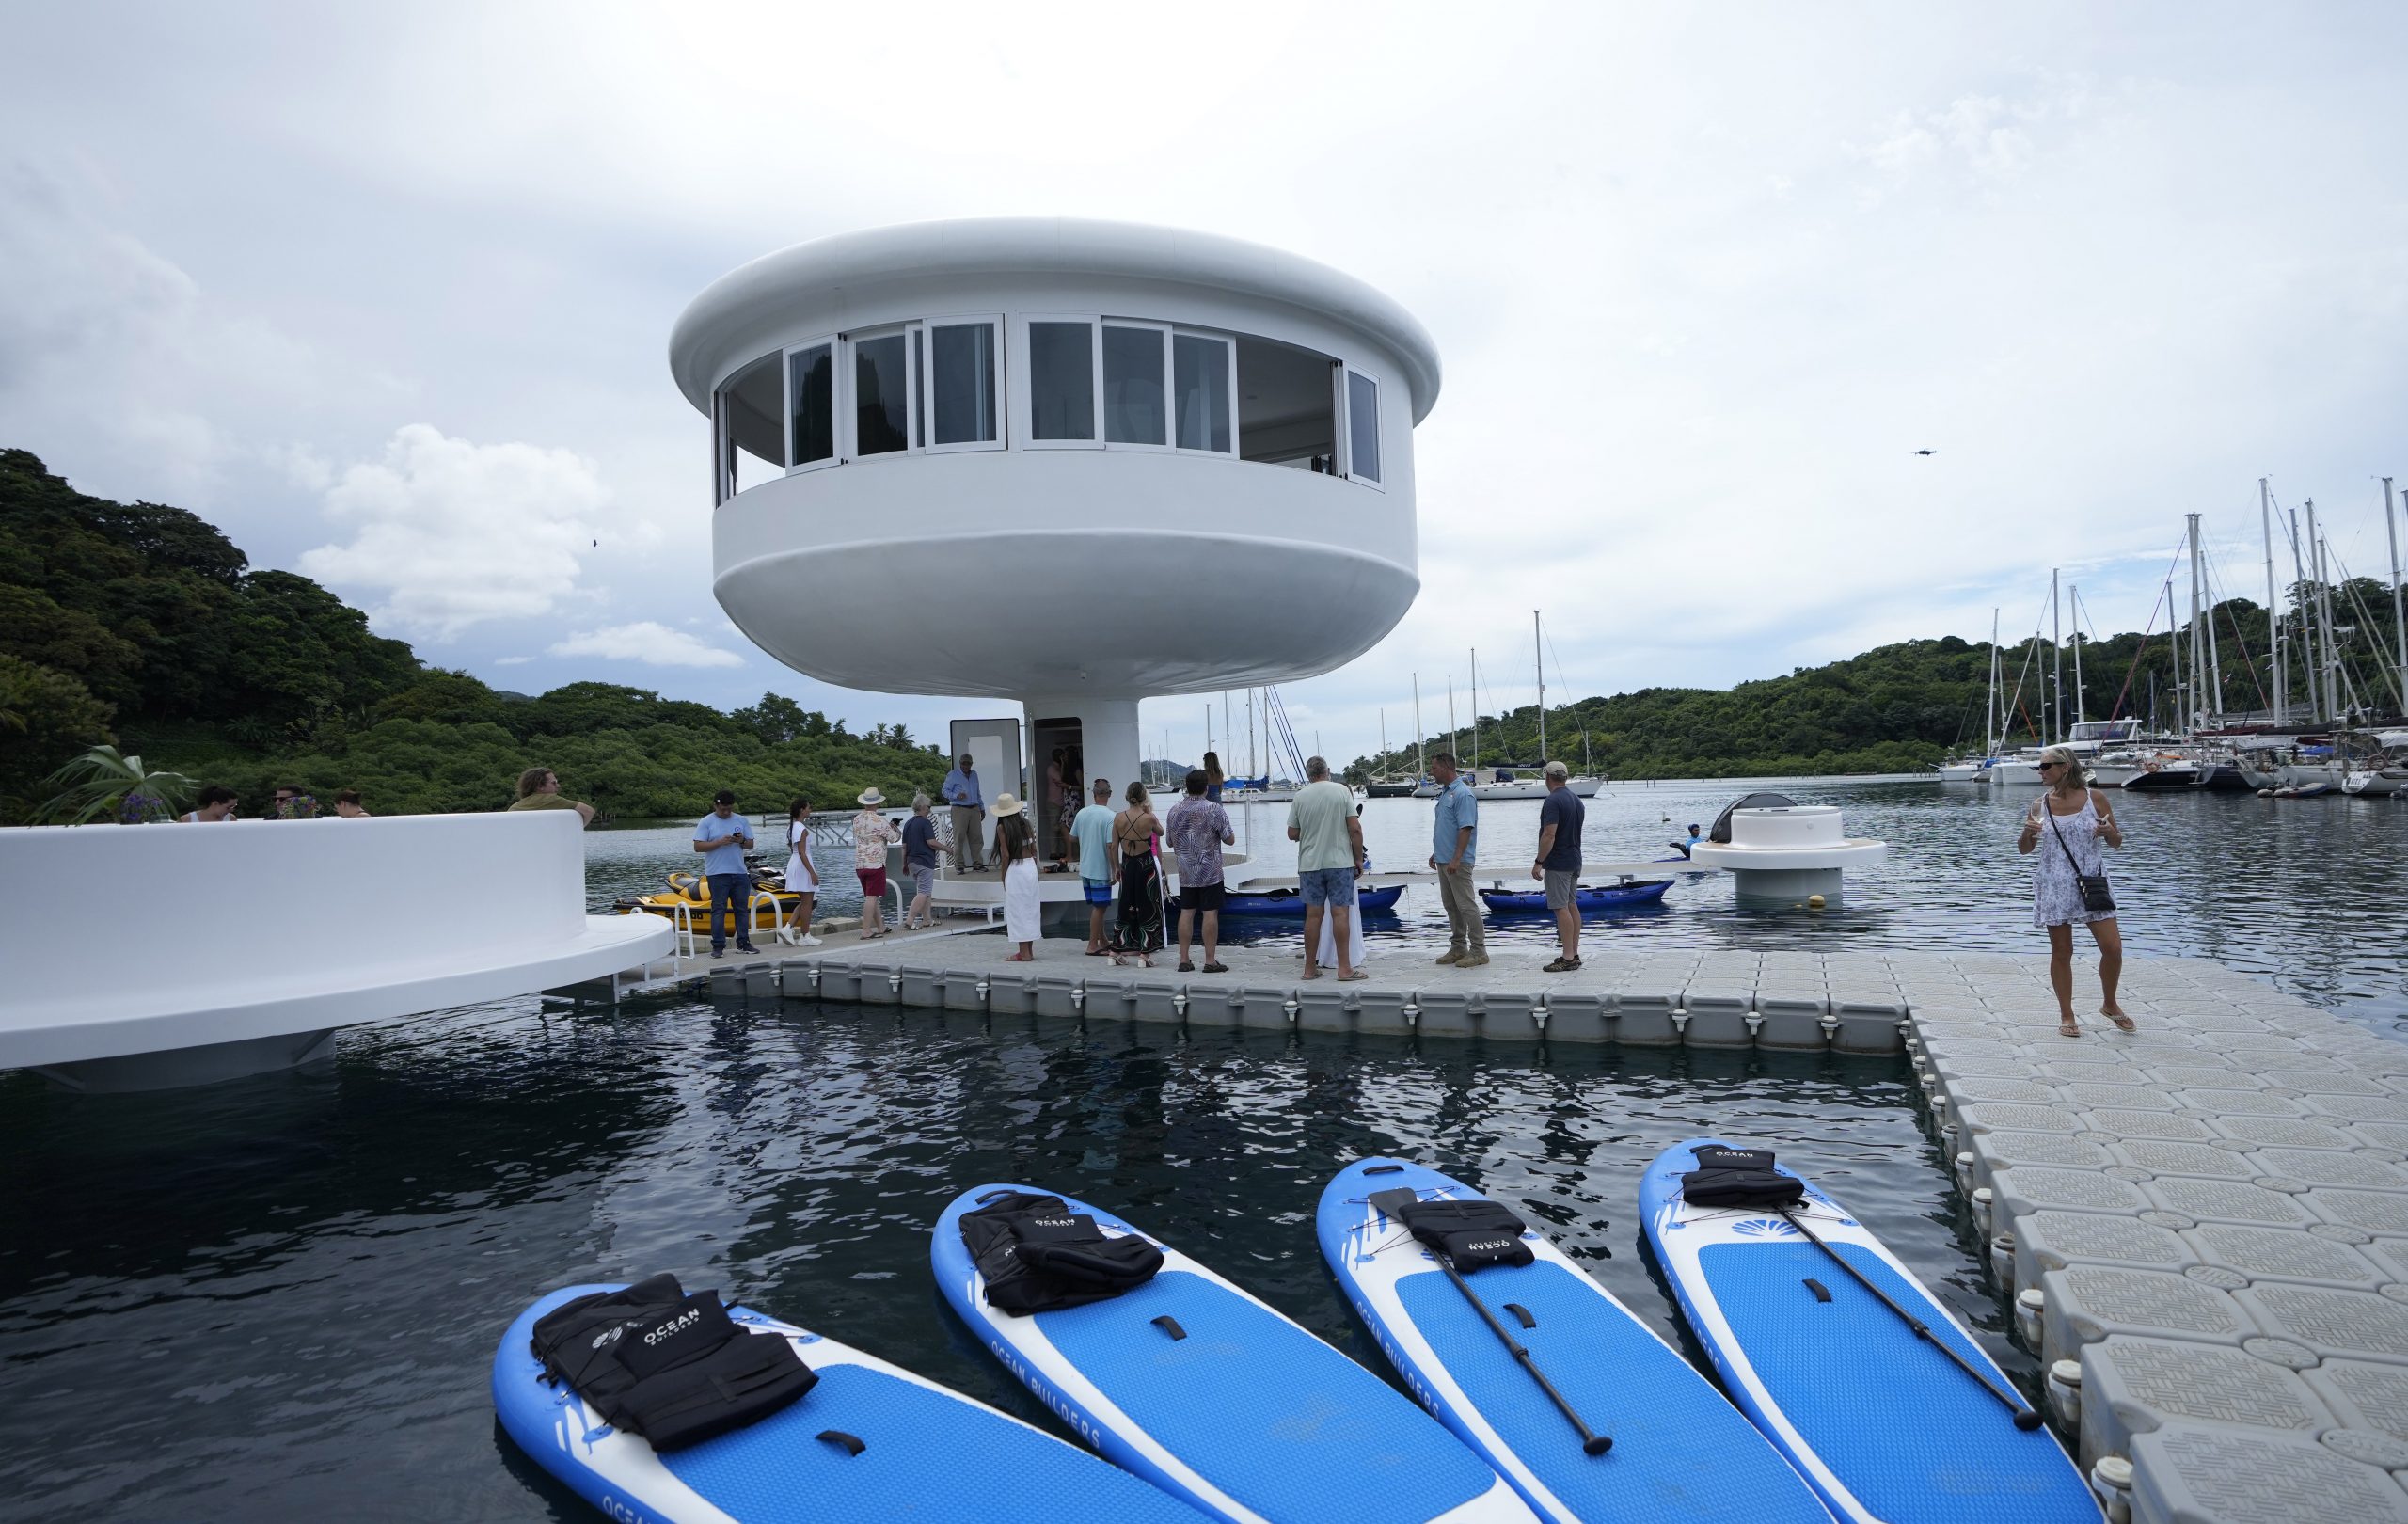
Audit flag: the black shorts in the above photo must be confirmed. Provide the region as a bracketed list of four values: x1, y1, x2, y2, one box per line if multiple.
[1182, 881, 1226, 911]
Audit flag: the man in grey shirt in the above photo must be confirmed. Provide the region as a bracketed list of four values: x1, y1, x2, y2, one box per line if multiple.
[1534, 760, 1585, 972]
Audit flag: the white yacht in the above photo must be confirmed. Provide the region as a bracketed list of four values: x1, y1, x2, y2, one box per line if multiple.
[1990, 720, 2143, 786]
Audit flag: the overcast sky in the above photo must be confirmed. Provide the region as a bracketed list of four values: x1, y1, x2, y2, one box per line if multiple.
[5, 4, 2403, 767]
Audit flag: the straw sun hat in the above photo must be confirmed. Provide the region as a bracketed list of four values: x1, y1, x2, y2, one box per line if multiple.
[856, 787, 885, 806]
[990, 793, 1024, 818]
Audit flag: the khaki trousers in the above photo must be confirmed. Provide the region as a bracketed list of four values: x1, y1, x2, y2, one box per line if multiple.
[1436, 861, 1485, 953]
[951, 805, 987, 870]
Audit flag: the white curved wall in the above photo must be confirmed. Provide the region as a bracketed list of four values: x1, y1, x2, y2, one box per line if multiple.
[0, 814, 671, 1071]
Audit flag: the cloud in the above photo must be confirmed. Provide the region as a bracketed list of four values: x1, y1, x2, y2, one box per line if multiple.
[547, 621, 744, 669]
[298, 424, 610, 639]
[491, 655, 533, 666]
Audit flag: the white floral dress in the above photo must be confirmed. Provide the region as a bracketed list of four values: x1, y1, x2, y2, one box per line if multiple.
[2033, 791, 2115, 928]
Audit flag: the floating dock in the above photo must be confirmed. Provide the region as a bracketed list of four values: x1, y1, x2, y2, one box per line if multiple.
[653, 937, 2408, 1522]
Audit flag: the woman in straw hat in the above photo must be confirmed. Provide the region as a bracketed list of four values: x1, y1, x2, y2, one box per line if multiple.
[2016, 743, 2132, 1037]
[850, 787, 899, 939]
[991, 793, 1041, 960]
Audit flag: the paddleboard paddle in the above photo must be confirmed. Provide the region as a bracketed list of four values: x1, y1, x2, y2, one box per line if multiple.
[1775, 1204, 2043, 1430]
[1369, 1184, 1612, 1455]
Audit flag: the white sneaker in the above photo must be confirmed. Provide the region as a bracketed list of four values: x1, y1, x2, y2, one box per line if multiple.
[800, 934, 822, 946]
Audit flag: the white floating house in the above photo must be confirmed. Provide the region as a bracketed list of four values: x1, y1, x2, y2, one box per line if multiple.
[670, 218, 1440, 879]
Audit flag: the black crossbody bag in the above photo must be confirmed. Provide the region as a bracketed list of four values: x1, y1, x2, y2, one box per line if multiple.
[2045, 798, 2115, 913]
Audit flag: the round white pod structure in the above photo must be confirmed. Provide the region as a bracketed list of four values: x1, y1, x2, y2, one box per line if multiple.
[1971, 1185, 1995, 1239]
[1954, 1151, 1977, 1191]
[671, 218, 1438, 824]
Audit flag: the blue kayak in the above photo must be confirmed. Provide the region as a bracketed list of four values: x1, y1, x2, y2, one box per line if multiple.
[1478, 879, 1671, 914]
[493, 1283, 1208, 1523]
[1318, 1158, 1831, 1524]
[1640, 1141, 2097, 1523]
[933, 1183, 1536, 1523]
[1168, 882, 1406, 917]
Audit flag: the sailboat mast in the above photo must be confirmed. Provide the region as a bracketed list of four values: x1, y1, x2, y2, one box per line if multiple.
[1413, 674, 1425, 781]
[2263, 481, 2283, 727]
[2386, 477, 2405, 702]
[2051, 569, 2062, 742]
[1469, 647, 1479, 771]
[2194, 513, 2223, 724]
[2071, 582, 2086, 726]
[2186, 517, 2205, 731]
[1379, 707, 1388, 778]
[2306, 501, 2333, 720]
[1447, 675, 1458, 762]
[1987, 608, 1999, 757]
[1534, 611, 1546, 764]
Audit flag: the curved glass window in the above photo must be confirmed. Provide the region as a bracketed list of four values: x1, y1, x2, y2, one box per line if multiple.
[1346, 370, 1381, 484]
[1102, 324, 1167, 445]
[714, 352, 784, 503]
[1029, 320, 1097, 442]
[853, 332, 911, 455]
[1173, 333, 1233, 453]
[928, 320, 1000, 448]
[787, 341, 834, 468]
[1236, 336, 1336, 471]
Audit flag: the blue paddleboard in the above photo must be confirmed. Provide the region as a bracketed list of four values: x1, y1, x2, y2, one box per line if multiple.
[1639, 1141, 2099, 1523]
[1318, 1158, 1831, 1524]
[933, 1183, 1538, 1523]
[494, 1283, 1210, 1523]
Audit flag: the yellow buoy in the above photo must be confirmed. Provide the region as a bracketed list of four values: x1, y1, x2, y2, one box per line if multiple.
[1806, 894, 1827, 909]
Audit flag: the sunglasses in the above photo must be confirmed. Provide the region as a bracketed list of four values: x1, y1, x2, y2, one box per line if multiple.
[2038, 761, 2064, 770]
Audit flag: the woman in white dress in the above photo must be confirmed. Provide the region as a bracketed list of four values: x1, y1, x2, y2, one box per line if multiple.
[992, 793, 1041, 960]
[782, 797, 821, 946]
[2016, 745, 2131, 1038]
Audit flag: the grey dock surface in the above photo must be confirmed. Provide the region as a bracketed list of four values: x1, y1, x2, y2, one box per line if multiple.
[643, 935, 2408, 1521]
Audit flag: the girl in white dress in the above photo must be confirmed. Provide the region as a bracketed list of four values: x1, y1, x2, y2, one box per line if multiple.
[782, 798, 821, 946]
[992, 794, 1041, 960]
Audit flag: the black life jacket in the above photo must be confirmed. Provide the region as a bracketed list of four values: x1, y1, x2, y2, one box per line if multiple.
[959, 1192, 1164, 1316]
[1680, 1145, 1805, 1209]
[529, 1274, 818, 1452]
[1375, 1190, 1535, 1272]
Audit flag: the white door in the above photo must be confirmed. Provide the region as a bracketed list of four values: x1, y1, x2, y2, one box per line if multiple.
[947, 717, 1023, 876]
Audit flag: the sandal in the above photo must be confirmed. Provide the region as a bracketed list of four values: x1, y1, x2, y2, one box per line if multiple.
[1202, 961, 1228, 974]
[2105, 1010, 2136, 1032]
[1338, 970, 1369, 982]
[2058, 1018, 2083, 1038]
[1178, 960, 1196, 973]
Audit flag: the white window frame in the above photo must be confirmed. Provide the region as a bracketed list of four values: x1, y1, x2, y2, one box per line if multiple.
[843, 323, 920, 462]
[1100, 318, 1175, 452]
[781, 332, 841, 477]
[1021, 312, 1104, 451]
[1168, 326, 1240, 458]
[714, 353, 788, 500]
[1339, 362, 1386, 491]
[920, 312, 1006, 454]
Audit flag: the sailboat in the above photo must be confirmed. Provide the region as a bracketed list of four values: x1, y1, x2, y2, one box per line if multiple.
[1366, 706, 1418, 797]
[1469, 615, 1605, 800]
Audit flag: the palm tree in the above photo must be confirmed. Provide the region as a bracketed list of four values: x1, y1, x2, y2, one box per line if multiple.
[38, 746, 198, 825]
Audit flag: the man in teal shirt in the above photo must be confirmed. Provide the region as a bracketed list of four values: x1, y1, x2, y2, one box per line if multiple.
[1285, 756, 1363, 981]
[1070, 778, 1117, 955]
[1426, 752, 1484, 967]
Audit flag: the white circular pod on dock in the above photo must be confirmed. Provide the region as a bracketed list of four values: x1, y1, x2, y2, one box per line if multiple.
[1972, 1185, 1995, 1238]
[1990, 1232, 2018, 1290]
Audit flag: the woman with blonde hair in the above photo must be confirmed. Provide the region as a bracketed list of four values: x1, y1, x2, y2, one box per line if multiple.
[2016, 744, 2132, 1037]
[1109, 779, 1164, 966]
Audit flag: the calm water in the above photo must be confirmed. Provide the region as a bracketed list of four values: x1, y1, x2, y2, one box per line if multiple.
[2, 776, 2400, 1521]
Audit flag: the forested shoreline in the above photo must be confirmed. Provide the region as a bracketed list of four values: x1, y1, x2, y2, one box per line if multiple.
[7, 447, 2397, 817]
[0, 450, 945, 820]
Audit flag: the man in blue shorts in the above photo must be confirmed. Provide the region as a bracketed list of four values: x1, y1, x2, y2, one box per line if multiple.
[1071, 778, 1117, 955]
[1285, 755, 1363, 981]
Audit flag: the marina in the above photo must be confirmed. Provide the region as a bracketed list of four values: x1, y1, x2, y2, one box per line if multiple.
[7, 14, 2408, 1519]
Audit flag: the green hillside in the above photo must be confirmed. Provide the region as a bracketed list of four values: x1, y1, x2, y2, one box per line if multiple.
[0, 449, 945, 821]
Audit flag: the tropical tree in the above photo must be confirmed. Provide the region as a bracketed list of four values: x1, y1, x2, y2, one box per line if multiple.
[37, 744, 197, 824]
